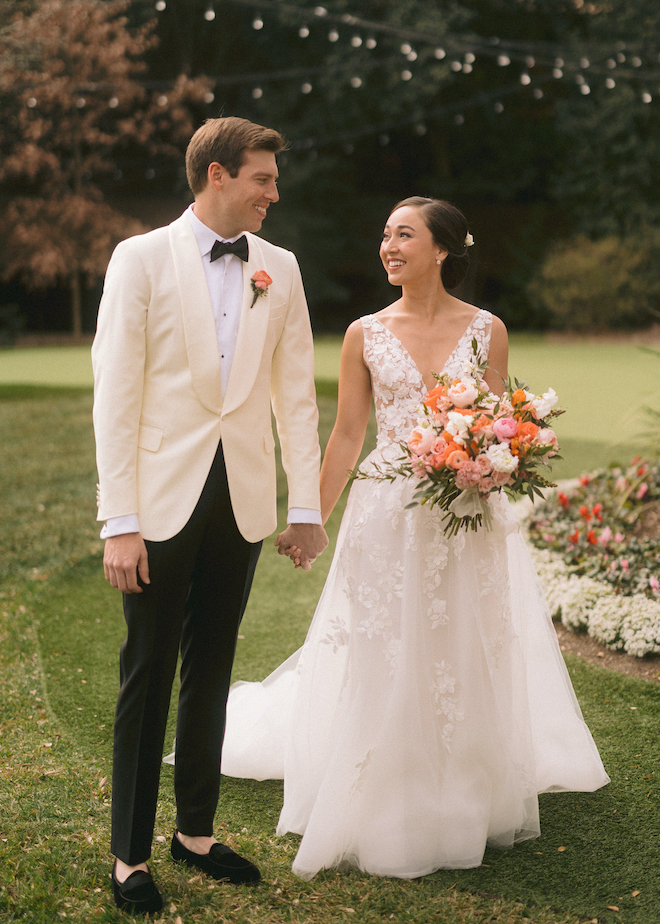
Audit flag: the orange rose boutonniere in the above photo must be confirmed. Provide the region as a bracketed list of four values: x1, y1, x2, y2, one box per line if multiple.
[250, 270, 272, 308]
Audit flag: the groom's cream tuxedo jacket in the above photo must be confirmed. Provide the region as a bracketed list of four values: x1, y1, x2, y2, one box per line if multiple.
[92, 213, 321, 543]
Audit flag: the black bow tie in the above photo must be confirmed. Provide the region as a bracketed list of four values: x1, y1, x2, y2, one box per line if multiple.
[210, 235, 249, 262]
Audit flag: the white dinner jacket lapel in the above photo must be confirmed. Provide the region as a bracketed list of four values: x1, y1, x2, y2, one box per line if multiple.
[168, 215, 223, 416]
[222, 233, 271, 416]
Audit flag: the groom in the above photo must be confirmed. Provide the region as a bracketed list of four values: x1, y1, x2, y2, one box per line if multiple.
[92, 116, 327, 914]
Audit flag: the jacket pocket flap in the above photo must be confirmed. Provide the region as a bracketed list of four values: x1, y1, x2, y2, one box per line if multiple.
[138, 424, 163, 452]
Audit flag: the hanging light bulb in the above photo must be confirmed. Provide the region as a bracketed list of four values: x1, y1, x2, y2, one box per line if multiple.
[520, 72, 531, 85]
[580, 84, 590, 95]
[525, 56, 535, 68]
[109, 97, 119, 108]
[351, 35, 362, 47]
[465, 53, 476, 64]
[298, 26, 309, 38]
[642, 91, 652, 103]
[328, 29, 339, 42]
[301, 83, 312, 94]
[434, 48, 446, 59]
[400, 43, 412, 55]
[366, 37, 377, 49]
[494, 101, 504, 113]
[401, 70, 412, 81]
[497, 55, 511, 66]
[204, 91, 215, 103]
[605, 78, 615, 89]
[204, 3, 215, 22]
[533, 88, 543, 99]
[350, 76, 362, 88]
[454, 114, 464, 125]
[155, 0, 166, 10]
[252, 18, 264, 30]
[252, 87, 263, 99]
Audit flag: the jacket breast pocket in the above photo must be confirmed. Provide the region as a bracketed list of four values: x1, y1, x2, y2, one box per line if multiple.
[138, 424, 163, 452]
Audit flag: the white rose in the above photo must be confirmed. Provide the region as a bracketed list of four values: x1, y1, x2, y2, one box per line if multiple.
[531, 388, 558, 419]
[485, 442, 519, 474]
[445, 411, 474, 446]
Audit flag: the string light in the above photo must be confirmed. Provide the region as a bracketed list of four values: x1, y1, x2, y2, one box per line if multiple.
[204, 3, 215, 22]
[434, 48, 446, 59]
[155, 0, 165, 9]
[606, 78, 615, 88]
[252, 17, 264, 29]
[350, 76, 362, 88]
[301, 82, 312, 93]
[401, 69, 412, 81]
[298, 26, 309, 37]
[351, 35, 362, 47]
[520, 72, 531, 85]
[642, 91, 652, 102]
[328, 29, 338, 41]
[109, 97, 119, 108]
[497, 55, 511, 66]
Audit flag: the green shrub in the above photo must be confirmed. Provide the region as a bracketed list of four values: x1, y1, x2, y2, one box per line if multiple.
[528, 232, 660, 331]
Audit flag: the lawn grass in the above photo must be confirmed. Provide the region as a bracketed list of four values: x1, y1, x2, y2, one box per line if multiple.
[1, 352, 660, 922]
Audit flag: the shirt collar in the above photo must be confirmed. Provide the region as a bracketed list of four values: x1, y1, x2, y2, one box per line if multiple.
[185, 204, 243, 258]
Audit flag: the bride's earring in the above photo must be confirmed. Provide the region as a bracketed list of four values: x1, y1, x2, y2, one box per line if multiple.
[436, 258, 443, 265]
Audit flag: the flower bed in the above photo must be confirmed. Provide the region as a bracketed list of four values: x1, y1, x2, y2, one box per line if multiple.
[523, 458, 660, 657]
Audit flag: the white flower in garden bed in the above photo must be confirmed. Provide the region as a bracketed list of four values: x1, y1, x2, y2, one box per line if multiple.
[525, 509, 660, 659]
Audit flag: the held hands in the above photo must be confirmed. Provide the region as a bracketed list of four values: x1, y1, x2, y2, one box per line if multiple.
[103, 532, 150, 593]
[275, 523, 328, 571]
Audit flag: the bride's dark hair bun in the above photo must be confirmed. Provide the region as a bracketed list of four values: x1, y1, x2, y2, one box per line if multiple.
[392, 196, 472, 289]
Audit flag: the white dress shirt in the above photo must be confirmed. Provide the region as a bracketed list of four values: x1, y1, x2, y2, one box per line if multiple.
[101, 206, 321, 538]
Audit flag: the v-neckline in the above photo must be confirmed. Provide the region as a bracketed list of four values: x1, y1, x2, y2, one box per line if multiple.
[370, 310, 483, 394]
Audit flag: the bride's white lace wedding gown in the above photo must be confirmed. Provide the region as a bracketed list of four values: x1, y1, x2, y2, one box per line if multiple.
[219, 309, 609, 880]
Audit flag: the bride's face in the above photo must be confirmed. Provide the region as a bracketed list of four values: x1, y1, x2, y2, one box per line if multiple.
[380, 206, 445, 286]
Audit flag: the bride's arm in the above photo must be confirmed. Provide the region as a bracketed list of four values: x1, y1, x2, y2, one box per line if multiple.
[484, 314, 509, 397]
[320, 320, 373, 524]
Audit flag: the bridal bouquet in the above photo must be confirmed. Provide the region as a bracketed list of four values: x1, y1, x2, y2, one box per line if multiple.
[356, 340, 564, 535]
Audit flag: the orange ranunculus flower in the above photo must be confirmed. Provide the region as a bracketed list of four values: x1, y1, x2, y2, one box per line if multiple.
[517, 421, 539, 443]
[511, 388, 527, 406]
[439, 440, 461, 464]
[509, 438, 520, 455]
[423, 384, 446, 411]
[446, 449, 470, 470]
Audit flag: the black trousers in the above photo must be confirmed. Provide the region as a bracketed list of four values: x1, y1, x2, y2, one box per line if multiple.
[110, 442, 262, 865]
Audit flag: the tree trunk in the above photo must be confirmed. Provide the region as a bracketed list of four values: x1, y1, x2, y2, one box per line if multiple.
[70, 270, 83, 341]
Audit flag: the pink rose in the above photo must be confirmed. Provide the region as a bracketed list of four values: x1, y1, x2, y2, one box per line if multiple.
[455, 460, 482, 489]
[492, 417, 518, 441]
[533, 428, 559, 455]
[491, 470, 513, 486]
[478, 476, 495, 494]
[637, 483, 649, 500]
[475, 454, 492, 475]
[431, 436, 448, 455]
[651, 576, 659, 592]
[447, 380, 479, 408]
[598, 526, 613, 546]
[411, 457, 428, 477]
[408, 426, 435, 455]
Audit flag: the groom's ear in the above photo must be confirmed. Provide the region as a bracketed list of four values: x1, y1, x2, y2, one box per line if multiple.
[207, 161, 229, 192]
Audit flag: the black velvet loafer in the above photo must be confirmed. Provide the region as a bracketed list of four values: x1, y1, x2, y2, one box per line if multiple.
[111, 861, 163, 916]
[170, 830, 261, 885]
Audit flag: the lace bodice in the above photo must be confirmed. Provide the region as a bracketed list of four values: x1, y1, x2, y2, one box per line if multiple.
[362, 309, 493, 451]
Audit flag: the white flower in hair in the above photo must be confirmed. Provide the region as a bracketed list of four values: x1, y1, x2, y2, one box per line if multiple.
[464, 232, 474, 247]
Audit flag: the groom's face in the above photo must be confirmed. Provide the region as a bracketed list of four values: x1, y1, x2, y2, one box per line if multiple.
[215, 149, 280, 237]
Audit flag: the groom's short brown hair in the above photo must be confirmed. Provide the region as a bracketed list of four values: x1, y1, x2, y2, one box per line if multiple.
[186, 117, 285, 194]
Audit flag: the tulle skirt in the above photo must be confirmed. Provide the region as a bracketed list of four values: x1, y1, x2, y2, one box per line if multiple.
[219, 473, 609, 879]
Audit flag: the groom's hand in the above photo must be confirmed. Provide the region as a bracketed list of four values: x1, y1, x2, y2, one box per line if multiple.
[275, 524, 328, 571]
[103, 532, 150, 593]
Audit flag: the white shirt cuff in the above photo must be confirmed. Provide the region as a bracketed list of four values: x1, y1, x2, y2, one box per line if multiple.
[287, 507, 322, 526]
[100, 514, 141, 539]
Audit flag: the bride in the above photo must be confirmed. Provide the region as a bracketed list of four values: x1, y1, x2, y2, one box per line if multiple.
[208, 197, 609, 879]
